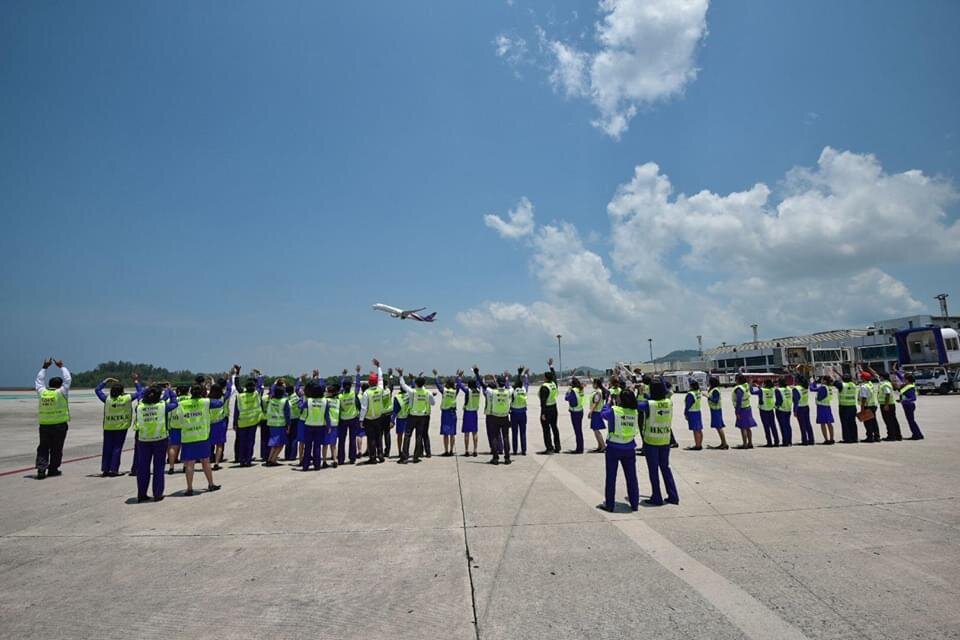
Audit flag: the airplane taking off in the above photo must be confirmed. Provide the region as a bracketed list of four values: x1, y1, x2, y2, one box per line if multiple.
[372, 303, 437, 322]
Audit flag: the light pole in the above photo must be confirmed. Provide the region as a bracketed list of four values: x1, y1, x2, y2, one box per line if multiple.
[697, 335, 703, 359]
[648, 338, 654, 373]
[556, 334, 563, 383]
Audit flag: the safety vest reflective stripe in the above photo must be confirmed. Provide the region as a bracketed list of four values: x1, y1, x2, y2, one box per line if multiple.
[796, 385, 809, 407]
[236, 392, 262, 428]
[266, 398, 287, 427]
[879, 381, 896, 405]
[441, 388, 457, 410]
[569, 388, 584, 413]
[410, 389, 430, 416]
[326, 397, 340, 426]
[396, 393, 410, 418]
[339, 391, 359, 419]
[364, 388, 383, 419]
[542, 382, 558, 406]
[179, 398, 210, 444]
[685, 391, 701, 412]
[136, 402, 168, 441]
[381, 390, 393, 413]
[304, 398, 326, 426]
[733, 384, 751, 409]
[210, 402, 227, 424]
[608, 406, 638, 444]
[491, 389, 511, 417]
[511, 388, 527, 409]
[103, 395, 132, 430]
[838, 382, 858, 406]
[287, 397, 302, 420]
[643, 399, 672, 446]
[38, 389, 69, 425]
[760, 388, 775, 411]
[900, 384, 916, 401]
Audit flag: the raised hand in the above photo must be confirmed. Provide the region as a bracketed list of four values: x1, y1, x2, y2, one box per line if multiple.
[372, 358, 380, 368]
[472, 364, 479, 372]
[132, 372, 140, 382]
[42, 358, 52, 369]
[432, 368, 438, 376]
[54, 359, 64, 368]
[312, 369, 320, 378]
[547, 357, 553, 367]
[342, 368, 348, 376]
[387, 367, 394, 376]
[355, 364, 361, 373]
[397, 367, 404, 376]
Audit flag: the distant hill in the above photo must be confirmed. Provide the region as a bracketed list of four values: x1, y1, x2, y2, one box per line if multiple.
[653, 349, 701, 363]
[567, 366, 606, 376]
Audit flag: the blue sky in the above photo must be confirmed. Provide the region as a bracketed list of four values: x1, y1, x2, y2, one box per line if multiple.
[2, 0, 959, 385]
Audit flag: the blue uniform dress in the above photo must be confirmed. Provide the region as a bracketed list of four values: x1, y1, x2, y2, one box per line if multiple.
[589, 390, 606, 430]
[95, 381, 144, 475]
[461, 387, 479, 433]
[811, 384, 835, 424]
[565, 389, 585, 452]
[181, 397, 225, 462]
[267, 400, 291, 448]
[322, 400, 339, 445]
[734, 387, 757, 428]
[437, 377, 458, 436]
[708, 388, 725, 428]
[210, 379, 233, 446]
[774, 388, 793, 445]
[684, 393, 703, 431]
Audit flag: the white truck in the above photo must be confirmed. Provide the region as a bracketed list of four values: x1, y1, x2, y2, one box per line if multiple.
[913, 367, 959, 395]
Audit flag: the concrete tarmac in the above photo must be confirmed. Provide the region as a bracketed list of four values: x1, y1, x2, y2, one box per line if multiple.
[1, 390, 958, 639]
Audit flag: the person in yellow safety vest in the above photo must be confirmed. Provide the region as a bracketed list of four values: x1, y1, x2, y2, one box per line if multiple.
[538, 358, 561, 454]
[834, 367, 861, 443]
[94, 372, 143, 477]
[133, 385, 180, 502]
[509, 367, 530, 456]
[397, 370, 436, 463]
[178, 385, 222, 496]
[588, 378, 607, 453]
[338, 365, 363, 464]
[898, 374, 924, 440]
[380, 371, 395, 458]
[258, 377, 272, 462]
[358, 358, 385, 464]
[484, 374, 513, 465]
[754, 379, 780, 447]
[564, 378, 587, 453]
[858, 370, 881, 443]
[34, 358, 72, 479]
[774, 377, 794, 446]
[166, 385, 191, 475]
[731, 373, 756, 450]
[809, 374, 836, 445]
[434, 368, 462, 457]
[683, 380, 705, 451]
[209, 372, 235, 470]
[876, 371, 903, 441]
[791, 373, 815, 446]
[460, 373, 483, 457]
[284, 380, 302, 463]
[298, 380, 328, 471]
[233, 377, 264, 466]
[321, 380, 342, 468]
[263, 380, 291, 467]
[706, 377, 729, 450]
[639, 382, 680, 506]
[597, 388, 640, 512]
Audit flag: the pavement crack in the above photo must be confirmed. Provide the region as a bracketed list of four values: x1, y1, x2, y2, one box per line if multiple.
[454, 453, 481, 640]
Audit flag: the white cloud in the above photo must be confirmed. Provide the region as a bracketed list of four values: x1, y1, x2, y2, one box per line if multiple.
[493, 33, 529, 70]
[534, 0, 709, 139]
[483, 196, 536, 239]
[453, 148, 957, 366]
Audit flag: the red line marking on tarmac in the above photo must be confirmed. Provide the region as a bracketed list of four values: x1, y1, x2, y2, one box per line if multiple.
[0, 447, 135, 478]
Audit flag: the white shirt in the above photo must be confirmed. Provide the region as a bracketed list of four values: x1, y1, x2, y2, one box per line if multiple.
[357, 367, 383, 421]
[36, 367, 71, 397]
[398, 375, 435, 409]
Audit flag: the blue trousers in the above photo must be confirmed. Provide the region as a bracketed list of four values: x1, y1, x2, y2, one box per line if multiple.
[101, 429, 128, 474]
[795, 406, 814, 444]
[338, 418, 359, 463]
[259, 422, 269, 461]
[759, 410, 779, 445]
[135, 438, 167, 498]
[902, 403, 923, 438]
[570, 411, 584, 452]
[510, 410, 527, 454]
[302, 426, 323, 470]
[776, 410, 793, 445]
[284, 419, 299, 460]
[236, 427, 256, 465]
[604, 443, 639, 510]
[644, 444, 678, 504]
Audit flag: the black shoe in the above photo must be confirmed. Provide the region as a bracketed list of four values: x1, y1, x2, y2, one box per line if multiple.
[331, 461, 338, 468]
[717, 444, 729, 450]
[537, 449, 553, 455]
[128, 470, 136, 476]
[666, 496, 680, 505]
[670, 443, 679, 449]
[488, 458, 499, 465]
[763, 444, 775, 448]
[378, 457, 385, 463]
[412, 458, 421, 463]
[596, 504, 614, 513]
[47, 469, 61, 477]
[504, 458, 512, 465]
[166, 469, 175, 475]
[472, 452, 478, 457]
[860, 438, 872, 443]
[212, 464, 221, 471]
[137, 495, 149, 503]
[425, 453, 432, 458]
[684, 446, 702, 451]
[909, 435, 924, 440]
[153, 495, 164, 502]
[207, 484, 221, 492]
[781, 443, 792, 447]
[642, 498, 664, 506]
[185, 489, 194, 497]
[398, 459, 408, 464]
[36, 469, 46, 479]
[101, 472, 109, 478]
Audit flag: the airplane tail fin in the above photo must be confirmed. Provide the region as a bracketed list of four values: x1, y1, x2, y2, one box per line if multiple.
[423, 312, 437, 322]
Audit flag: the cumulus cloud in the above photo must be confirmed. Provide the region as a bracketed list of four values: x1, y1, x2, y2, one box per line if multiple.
[483, 196, 536, 239]
[454, 148, 956, 365]
[493, 33, 529, 71]
[533, 0, 709, 139]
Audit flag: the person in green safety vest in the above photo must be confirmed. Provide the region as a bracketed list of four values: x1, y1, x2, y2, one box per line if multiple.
[833, 367, 860, 443]
[359, 358, 385, 464]
[597, 388, 640, 512]
[509, 367, 530, 456]
[732, 373, 756, 450]
[380, 371, 395, 458]
[34, 358, 72, 479]
[263, 381, 291, 466]
[874, 370, 903, 441]
[538, 358, 561, 454]
[483, 374, 513, 465]
[588, 378, 607, 453]
[858, 370, 881, 443]
[754, 379, 780, 447]
[321, 379, 342, 468]
[639, 381, 679, 506]
[94, 372, 143, 477]
[706, 377, 729, 450]
[338, 365, 363, 464]
[133, 384, 180, 502]
[460, 373, 482, 457]
[564, 378, 587, 453]
[809, 373, 836, 445]
[178, 384, 223, 496]
[774, 377, 794, 446]
[233, 377, 264, 466]
[209, 372, 235, 470]
[166, 384, 191, 475]
[397, 370, 436, 463]
[434, 368, 462, 457]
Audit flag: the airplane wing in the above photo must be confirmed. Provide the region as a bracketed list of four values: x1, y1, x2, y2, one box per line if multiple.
[403, 307, 427, 314]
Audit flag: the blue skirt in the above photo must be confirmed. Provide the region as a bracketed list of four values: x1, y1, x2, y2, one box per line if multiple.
[268, 426, 286, 447]
[210, 420, 228, 445]
[440, 408, 457, 435]
[686, 412, 703, 431]
[395, 417, 407, 434]
[169, 428, 181, 445]
[735, 409, 756, 428]
[709, 408, 725, 429]
[462, 411, 478, 433]
[180, 439, 210, 461]
[590, 413, 605, 430]
[815, 405, 834, 424]
[322, 425, 338, 445]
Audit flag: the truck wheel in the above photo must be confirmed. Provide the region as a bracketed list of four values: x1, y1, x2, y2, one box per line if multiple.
[940, 384, 949, 395]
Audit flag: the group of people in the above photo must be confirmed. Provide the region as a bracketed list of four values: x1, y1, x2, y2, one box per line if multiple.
[33, 356, 928, 509]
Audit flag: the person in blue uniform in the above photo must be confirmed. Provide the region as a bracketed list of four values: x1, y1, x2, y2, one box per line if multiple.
[94, 373, 143, 477]
[705, 377, 729, 449]
[509, 367, 529, 455]
[538, 359, 561, 454]
[263, 381, 291, 466]
[208, 375, 233, 470]
[338, 366, 362, 464]
[898, 374, 924, 440]
[435, 369, 461, 457]
[597, 388, 639, 512]
[564, 377, 586, 453]
[179, 385, 222, 496]
[166, 384, 190, 474]
[809, 375, 835, 445]
[683, 380, 704, 451]
[754, 379, 779, 447]
[732, 373, 755, 449]
[774, 377, 793, 447]
[588, 378, 607, 453]
[791, 374, 815, 446]
[874, 370, 903, 442]
[133, 384, 180, 502]
[298, 380, 327, 471]
[460, 374, 481, 457]
[639, 382, 679, 506]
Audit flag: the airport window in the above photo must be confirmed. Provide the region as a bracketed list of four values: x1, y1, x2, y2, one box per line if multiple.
[947, 338, 960, 351]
